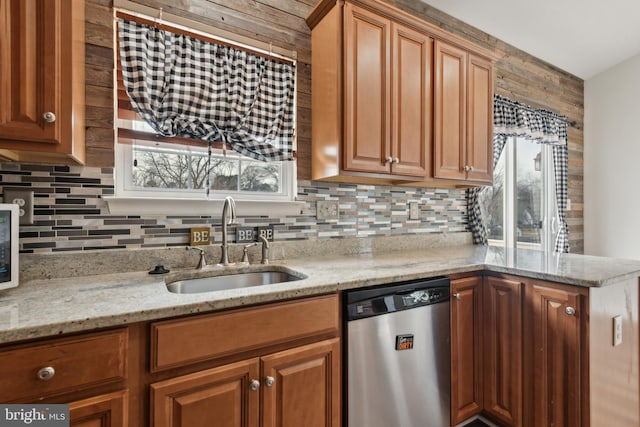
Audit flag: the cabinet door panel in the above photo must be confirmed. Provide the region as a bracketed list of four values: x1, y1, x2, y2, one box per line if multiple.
[467, 54, 493, 183]
[434, 41, 466, 180]
[484, 276, 522, 427]
[69, 390, 128, 427]
[391, 24, 431, 177]
[151, 359, 260, 427]
[526, 284, 581, 427]
[450, 276, 483, 424]
[262, 338, 340, 427]
[344, 4, 391, 174]
[0, 0, 58, 142]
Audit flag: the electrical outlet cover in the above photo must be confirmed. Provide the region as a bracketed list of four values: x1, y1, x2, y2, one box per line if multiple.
[317, 200, 339, 220]
[4, 189, 34, 225]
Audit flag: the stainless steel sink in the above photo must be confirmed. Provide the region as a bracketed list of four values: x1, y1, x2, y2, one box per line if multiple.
[166, 268, 305, 294]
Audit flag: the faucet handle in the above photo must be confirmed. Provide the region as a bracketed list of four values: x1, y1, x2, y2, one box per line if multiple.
[241, 242, 258, 264]
[187, 246, 207, 270]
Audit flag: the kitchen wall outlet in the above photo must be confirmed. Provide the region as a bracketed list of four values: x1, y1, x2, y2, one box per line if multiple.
[317, 200, 339, 220]
[409, 202, 420, 220]
[4, 189, 34, 225]
[613, 315, 622, 346]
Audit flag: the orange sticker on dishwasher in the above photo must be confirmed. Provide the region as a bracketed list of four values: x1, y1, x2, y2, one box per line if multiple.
[395, 334, 414, 351]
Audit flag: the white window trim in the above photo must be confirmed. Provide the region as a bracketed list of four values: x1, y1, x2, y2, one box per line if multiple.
[487, 137, 558, 252]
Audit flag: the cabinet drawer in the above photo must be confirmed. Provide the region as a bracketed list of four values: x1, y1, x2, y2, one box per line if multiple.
[0, 329, 128, 402]
[151, 294, 339, 372]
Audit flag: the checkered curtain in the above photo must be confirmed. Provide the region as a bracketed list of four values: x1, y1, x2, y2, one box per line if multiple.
[117, 18, 296, 162]
[468, 95, 570, 253]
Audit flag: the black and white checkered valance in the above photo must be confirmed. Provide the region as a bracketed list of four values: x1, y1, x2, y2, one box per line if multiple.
[468, 95, 570, 253]
[117, 18, 296, 162]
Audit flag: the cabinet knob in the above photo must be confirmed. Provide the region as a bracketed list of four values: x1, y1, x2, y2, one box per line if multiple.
[249, 379, 260, 391]
[43, 112, 57, 123]
[565, 306, 576, 316]
[392, 157, 399, 164]
[452, 293, 461, 300]
[265, 376, 275, 387]
[37, 366, 55, 381]
[464, 165, 473, 172]
[385, 156, 393, 164]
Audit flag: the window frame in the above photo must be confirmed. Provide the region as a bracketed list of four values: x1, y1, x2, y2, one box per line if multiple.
[486, 136, 558, 252]
[111, 8, 298, 206]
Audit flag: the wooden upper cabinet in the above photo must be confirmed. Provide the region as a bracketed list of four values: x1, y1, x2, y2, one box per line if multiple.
[483, 276, 523, 427]
[434, 41, 467, 181]
[450, 276, 484, 425]
[0, 0, 85, 164]
[466, 55, 493, 183]
[391, 24, 431, 177]
[524, 282, 584, 427]
[343, 3, 391, 174]
[434, 41, 494, 184]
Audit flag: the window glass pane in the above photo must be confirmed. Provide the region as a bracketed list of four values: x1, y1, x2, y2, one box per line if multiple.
[480, 151, 505, 241]
[132, 146, 207, 190]
[240, 160, 281, 193]
[209, 158, 239, 191]
[516, 140, 542, 245]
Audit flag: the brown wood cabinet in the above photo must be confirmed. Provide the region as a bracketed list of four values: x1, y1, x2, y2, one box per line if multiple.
[150, 295, 341, 427]
[450, 276, 483, 425]
[434, 41, 493, 184]
[524, 280, 586, 427]
[0, 0, 85, 164]
[69, 390, 129, 427]
[483, 276, 523, 427]
[307, 0, 494, 186]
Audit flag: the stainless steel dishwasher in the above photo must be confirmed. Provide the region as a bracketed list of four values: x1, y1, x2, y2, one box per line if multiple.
[344, 277, 451, 427]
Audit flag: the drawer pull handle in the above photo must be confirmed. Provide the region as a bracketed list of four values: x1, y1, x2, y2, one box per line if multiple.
[43, 112, 57, 123]
[453, 293, 461, 300]
[249, 379, 260, 391]
[265, 376, 275, 387]
[37, 366, 55, 381]
[565, 306, 576, 316]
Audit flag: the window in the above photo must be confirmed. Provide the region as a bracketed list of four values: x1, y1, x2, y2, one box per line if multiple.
[479, 137, 558, 252]
[113, 11, 297, 203]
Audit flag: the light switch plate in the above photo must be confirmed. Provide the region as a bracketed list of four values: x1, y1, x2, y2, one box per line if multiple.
[4, 189, 34, 225]
[613, 315, 622, 346]
[316, 200, 339, 220]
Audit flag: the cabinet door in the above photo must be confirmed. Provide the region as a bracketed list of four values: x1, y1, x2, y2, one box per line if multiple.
[69, 390, 128, 427]
[434, 40, 467, 180]
[483, 276, 523, 427]
[450, 276, 483, 425]
[262, 338, 340, 427]
[343, 3, 391, 174]
[150, 359, 260, 427]
[525, 284, 582, 427]
[0, 0, 58, 142]
[466, 54, 493, 183]
[391, 24, 431, 177]
[0, 0, 84, 163]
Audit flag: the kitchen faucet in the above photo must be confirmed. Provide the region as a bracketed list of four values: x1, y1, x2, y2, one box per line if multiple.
[219, 196, 237, 266]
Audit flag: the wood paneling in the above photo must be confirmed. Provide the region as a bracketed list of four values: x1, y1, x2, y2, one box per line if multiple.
[82, 0, 583, 251]
[69, 390, 129, 427]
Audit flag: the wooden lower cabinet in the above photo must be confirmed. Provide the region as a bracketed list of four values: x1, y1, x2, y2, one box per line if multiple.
[450, 276, 483, 425]
[524, 281, 585, 427]
[151, 338, 340, 427]
[69, 390, 129, 427]
[483, 276, 523, 427]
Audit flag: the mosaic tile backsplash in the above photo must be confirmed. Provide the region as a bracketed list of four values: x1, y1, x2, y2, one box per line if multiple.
[0, 163, 468, 253]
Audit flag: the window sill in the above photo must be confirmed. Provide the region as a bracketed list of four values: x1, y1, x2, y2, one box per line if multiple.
[104, 196, 305, 218]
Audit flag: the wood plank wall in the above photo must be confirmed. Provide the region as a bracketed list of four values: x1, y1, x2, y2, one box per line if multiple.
[84, 0, 584, 253]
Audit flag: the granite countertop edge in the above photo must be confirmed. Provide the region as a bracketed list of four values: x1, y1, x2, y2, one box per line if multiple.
[2, 246, 640, 344]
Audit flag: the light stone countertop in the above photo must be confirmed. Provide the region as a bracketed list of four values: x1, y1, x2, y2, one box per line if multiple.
[1, 244, 640, 344]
